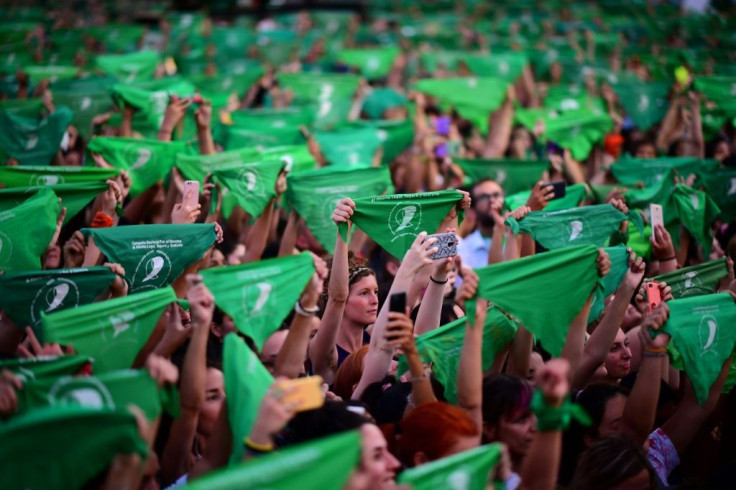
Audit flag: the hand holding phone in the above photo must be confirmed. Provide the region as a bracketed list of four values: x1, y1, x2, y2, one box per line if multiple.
[547, 180, 566, 200]
[645, 281, 662, 313]
[389, 292, 407, 314]
[184, 180, 200, 208]
[424, 232, 457, 260]
[650, 204, 664, 230]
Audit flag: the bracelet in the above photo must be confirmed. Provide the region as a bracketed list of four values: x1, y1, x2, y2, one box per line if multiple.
[244, 436, 274, 452]
[409, 372, 429, 383]
[644, 351, 668, 358]
[295, 300, 319, 317]
[530, 390, 592, 432]
[429, 275, 449, 285]
[658, 256, 677, 262]
[644, 346, 668, 353]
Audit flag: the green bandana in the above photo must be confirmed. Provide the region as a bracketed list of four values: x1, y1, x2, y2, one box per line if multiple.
[278, 72, 361, 129]
[0, 188, 59, 273]
[454, 158, 549, 195]
[671, 185, 721, 257]
[352, 119, 414, 165]
[95, 50, 159, 82]
[0, 182, 109, 225]
[611, 157, 716, 188]
[175, 148, 257, 183]
[86, 137, 194, 196]
[694, 76, 736, 116]
[0, 106, 73, 166]
[315, 127, 383, 167]
[505, 204, 627, 250]
[188, 431, 361, 489]
[612, 81, 670, 130]
[516, 108, 612, 160]
[504, 183, 588, 213]
[188, 71, 264, 107]
[651, 258, 729, 299]
[201, 252, 315, 350]
[397, 307, 517, 404]
[698, 167, 736, 221]
[0, 266, 117, 337]
[211, 160, 282, 219]
[82, 224, 217, 293]
[472, 245, 600, 356]
[337, 48, 399, 79]
[15, 369, 178, 421]
[464, 52, 529, 82]
[397, 444, 502, 490]
[0, 165, 119, 188]
[23, 65, 79, 85]
[43, 287, 177, 373]
[0, 406, 147, 490]
[286, 166, 393, 253]
[0, 355, 92, 383]
[223, 333, 274, 464]
[361, 88, 408, 120]
[338, 190, 464, 260]
[589, 245, 630, 323]
[662, 293, 736, 404]
[50, 76, 117, 139]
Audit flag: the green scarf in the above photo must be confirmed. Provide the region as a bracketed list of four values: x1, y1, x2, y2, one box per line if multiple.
[0, 355, 92, 383]
[315, 127, 383, 167]
[337, 48, 399, 79]
[454, 158, 549, 195]
[397, 444, 502, 490]
[504, 183, 588, 213]
[95, 50, 159, 82]
[650, 258, 729, 299]
[211, 160, 282, 219]
[589, 245, 630, 323]
[612, 81, 670, 130]
[0, 106, 73, 166]
[0, 165, 119, 187]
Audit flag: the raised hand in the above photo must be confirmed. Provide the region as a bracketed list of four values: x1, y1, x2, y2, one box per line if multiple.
[596, 248, 612, 278]
[650, 224, 676, 261]
[526, 181, 554, 212]
[145, 354, 179, 387]
[0, 370, 22, 419]
[187, 275, 215, 327]
[623, 250, 645, 289]
[400, 232, 438, 277]
[639, 302, 671, 351]
[383, 312, 415, 351]
[537, 358, 570, 407]
[171, 186, 201, 224]
[104, 262, 128, 297]
[63, 231, 86, 268]
[331, 198, 355, 225]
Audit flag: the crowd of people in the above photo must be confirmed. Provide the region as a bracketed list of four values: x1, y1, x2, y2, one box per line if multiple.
[2, 1, 736, 488]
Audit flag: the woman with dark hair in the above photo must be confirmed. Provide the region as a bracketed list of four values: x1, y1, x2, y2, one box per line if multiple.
[570, 435, 657, 490]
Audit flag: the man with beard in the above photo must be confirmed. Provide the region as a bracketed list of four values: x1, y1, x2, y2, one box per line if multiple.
[457, 178, 506, 270]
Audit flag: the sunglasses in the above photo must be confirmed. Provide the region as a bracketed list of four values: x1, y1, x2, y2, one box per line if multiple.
[475, 192, 504, 202]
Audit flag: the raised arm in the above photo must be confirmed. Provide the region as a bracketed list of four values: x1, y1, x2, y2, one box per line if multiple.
[308, 198, 354, 383]
[457, 298, 488, 433]
[194, 100, 215, 156]
[413, 250, 455, 336]
[387, 312, 437, 408]
[241, 172, 287, 263]
[482, 86, 515, 159]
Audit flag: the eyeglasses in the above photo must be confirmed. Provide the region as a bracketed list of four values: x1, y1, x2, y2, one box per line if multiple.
[475, 192, 504, 202]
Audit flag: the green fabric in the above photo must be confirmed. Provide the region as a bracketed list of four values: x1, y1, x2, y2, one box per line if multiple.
[286, 166, 393, 253]
[0, 106, 73, 166]
[397, 307, 517, 404]
[0, 266, 117, 337]
[278, 72, 361, 102]
[671, 185, 721, 256]
[211, 160, 282, 219]
[698, 167, 736, 221]
[0, 355, 91, 383]
[413, 78, 508, 133]
[362, 88, 408, 120]
[464, 52, 529, 82]
[0, 406, 147, 490]
[651, 258, 729, 299]
[454, 158, 549, 195]
[543, 87, 606, 115]
[229, 107, 314, 132]
[589, 245, 630, 323]
[50, 76, 117, 139]
[337, 48, 399, 79]
[23, 65, 79, 85]
[0, 164, 119, 187]
[175, 148, 258, 183]
[189, 430, 360, 489]
[473, 245, 600, 356]
[188, 71, 263, 108]
[87, 137, 194, 196]
[0, 188, 59, 273]
[43, 287, 176, 373]
[516, 108, 612, 160]
[315, 127, 383, 167]
[339, 190, 464, 260]
[82, 224, 217, 293]
[504, 183, 588, 214]
[95, 51, 159, 82]
[353, 119, 414, 165]
[397, 444, 502, 490]
[662, 293, 736, 404]
[0, 182, 107, 224]
[505, 204, 627, 250]
[201, 252, 315, 350]
[695, 76, 736, 116]
[612, 81, 670, 130]
[223, 333, 274, 464]
[16, 369, 177, 421]
[612, 157, 717, 188]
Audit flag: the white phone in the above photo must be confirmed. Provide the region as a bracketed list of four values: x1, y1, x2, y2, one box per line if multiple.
[650, 203, 664, 230]
[184, 180, 200, 207]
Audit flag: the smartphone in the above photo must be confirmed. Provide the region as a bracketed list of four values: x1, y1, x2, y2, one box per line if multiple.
[275, 376, 324, 412]
[389, 292, 407, 314]
[547, 180, 566, 200]
[436, 116, 451, 136]
[645, 281, 662, 313]
[434, 142, 448, 159]
[425, 231, 458, 260]
[184, 180, 200, 207]
[650, 203, 664, 230]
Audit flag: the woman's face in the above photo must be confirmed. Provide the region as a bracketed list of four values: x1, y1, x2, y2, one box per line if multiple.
[359, 424, 400, 485]
[344, 275, 379, 325]
[198, 368, 225, 439]
[598, 393, 628, 438]
[496, 410, 536, 460]
[714, 141, 731, 162]
[605, 329, 632, 380]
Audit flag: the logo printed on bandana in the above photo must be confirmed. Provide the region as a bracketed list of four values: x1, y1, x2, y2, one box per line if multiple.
[569, 220, 584, 241]
[103, 310, 137, 341]
[690, 194, 700, 210]
[127, 147, 153, 171]
[242, 281, 272, 317]
[237, 167, 266, 197]
[30, 278, 80, 326]
[699, 314, 719, 356]
[727, 178, 736, 196]
[494, 170, 507, 184]
[31, 174, 63, 186]
[80, 97, 92, 111]
[445, 467, 471, 490]
[132, 250, 172, 291]
[0, 230, 14, 264]
[498, 60, 510, 75]
[638, 94, 650, 112]
[388, 202, 422, 241]
[26, 133, 39, 150]
[560, 98, 580, 111]
[49, 376, 114, 409]
[322, 196, 344, 226]
[681, 271, 702, 295]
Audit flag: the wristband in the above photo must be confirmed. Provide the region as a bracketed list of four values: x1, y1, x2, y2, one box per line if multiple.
[658, 256, 676, 262]
[244, 436, 274, 453]
[429, 275, 448, 285]
[530, 390, 591, 432]
[644, 351, 667, 358]
[295, 301, 319, 317]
